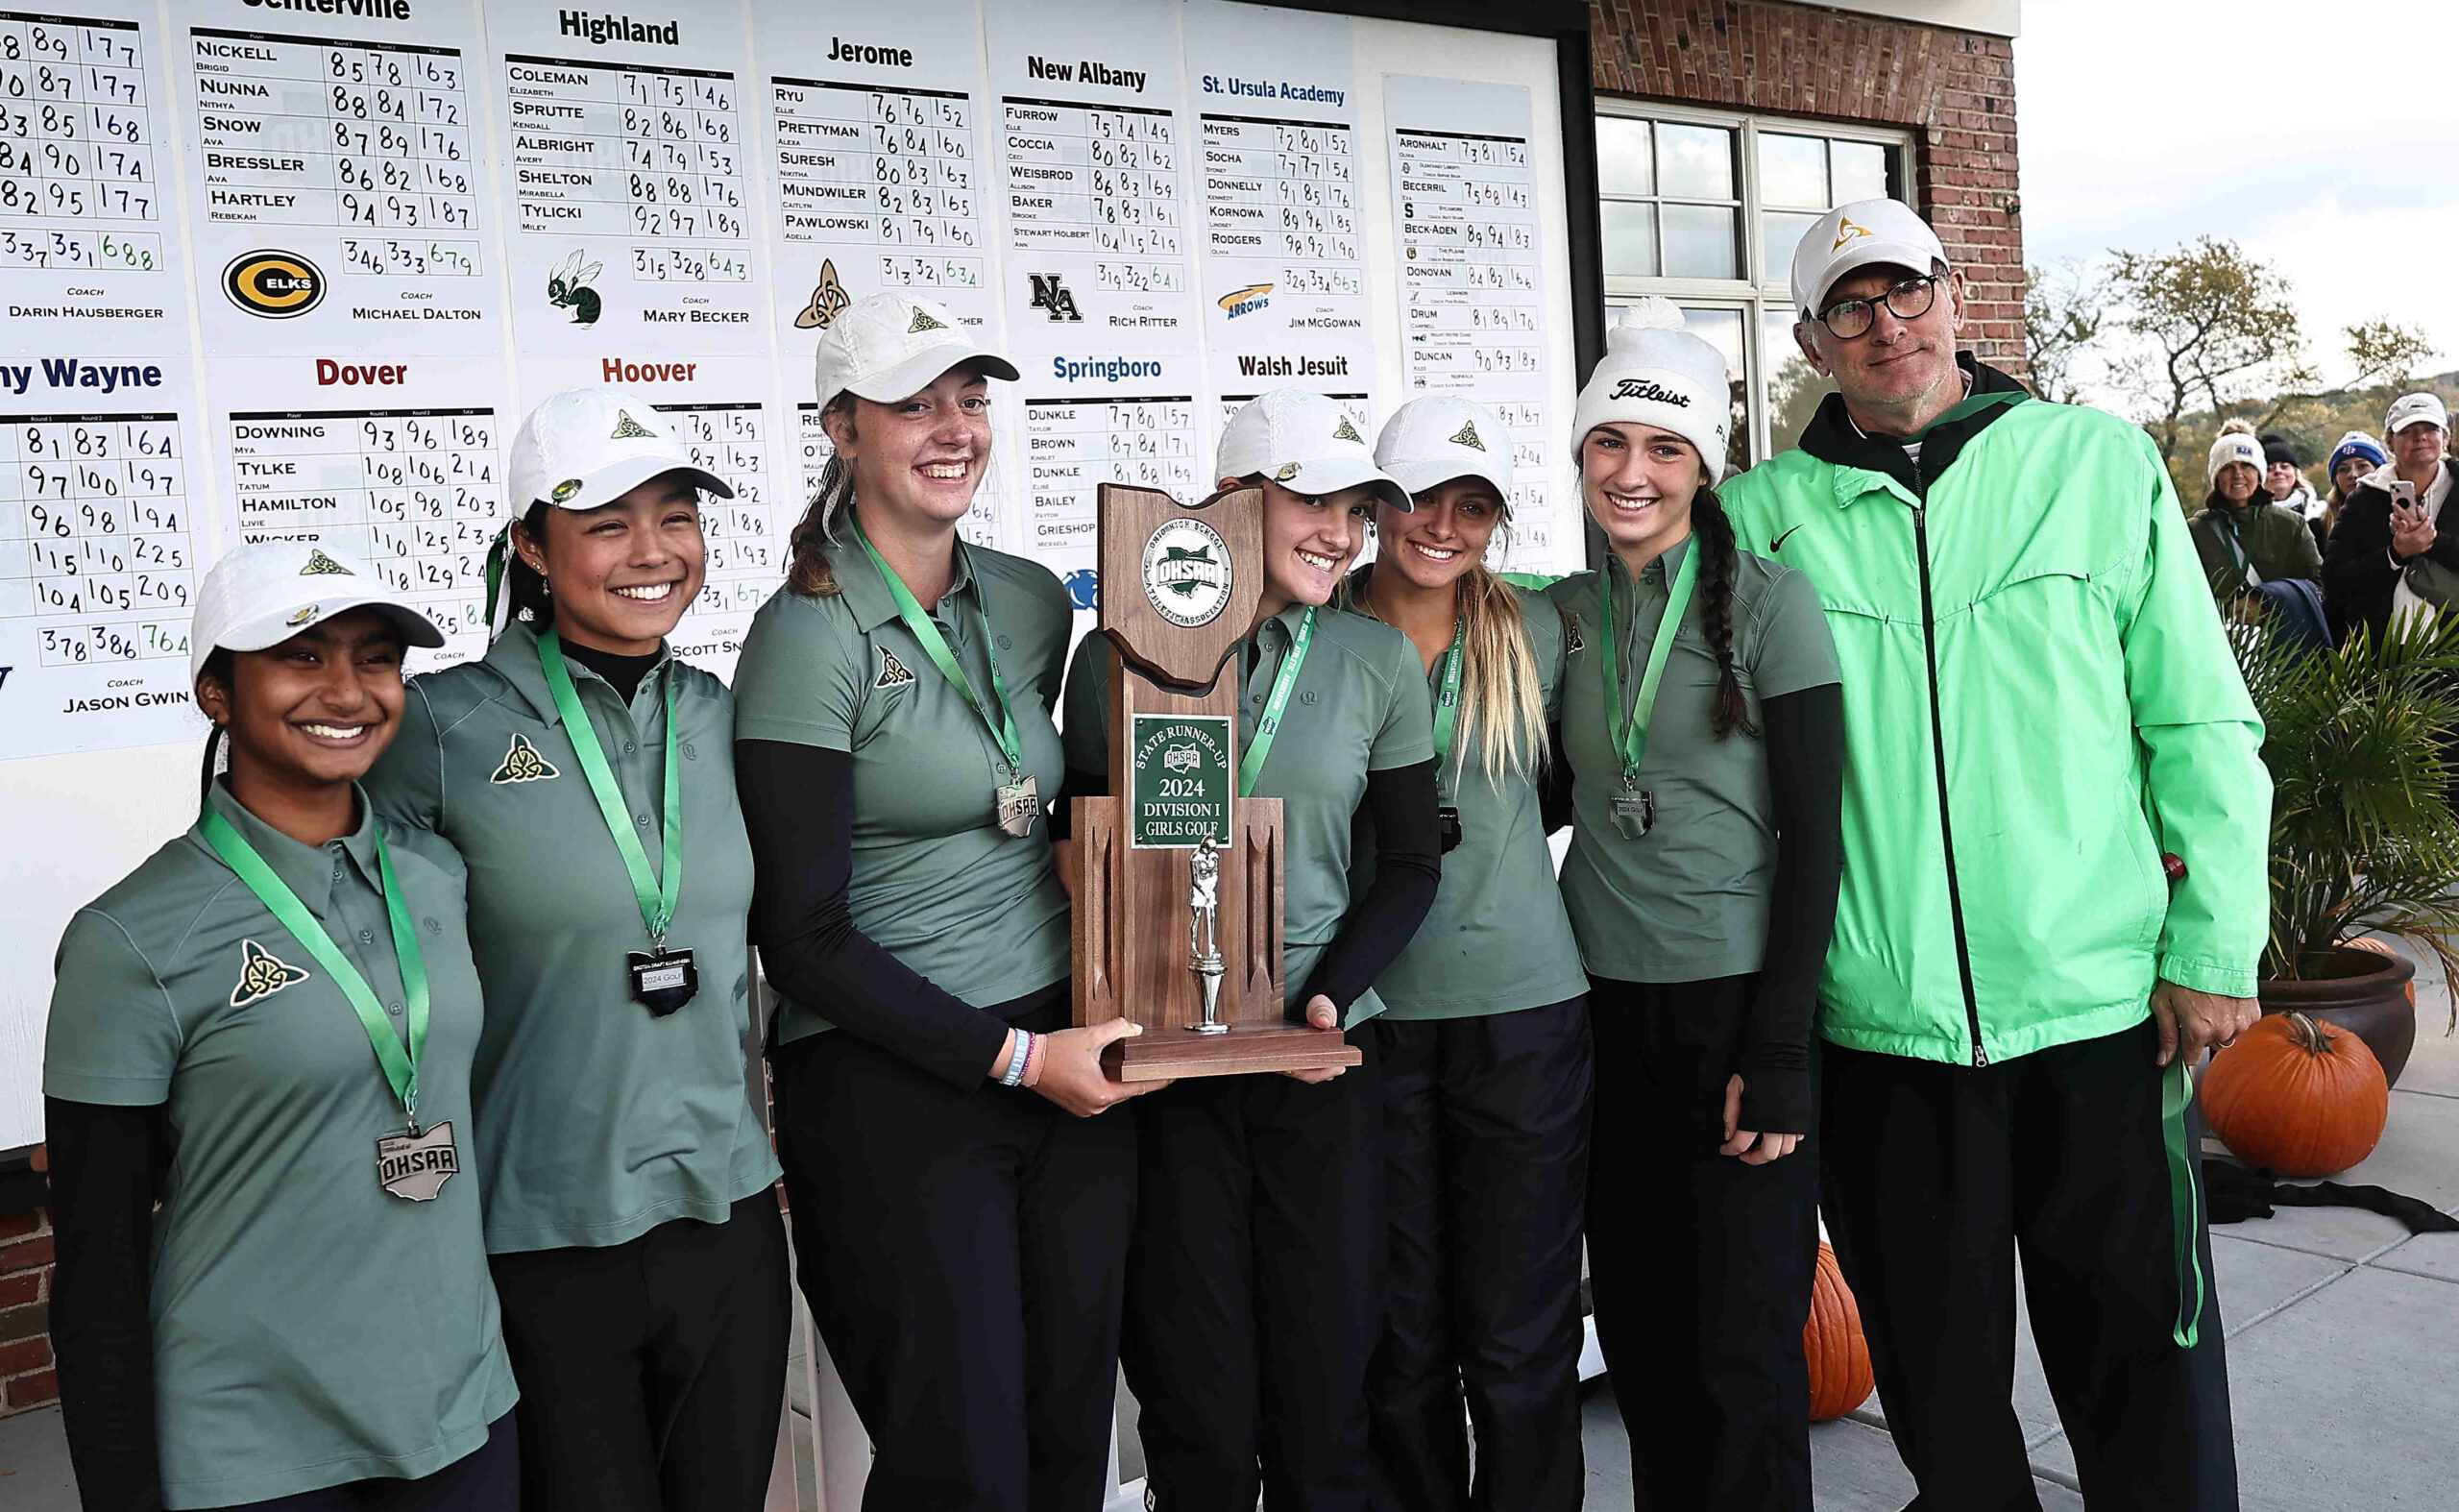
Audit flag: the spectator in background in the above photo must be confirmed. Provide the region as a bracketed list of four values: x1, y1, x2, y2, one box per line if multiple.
[2190, 421, 2326, 643]
[2316, 430, 2389, 557]
[2324, 393, 2457, 639]
[2261, 432, 2325, 536]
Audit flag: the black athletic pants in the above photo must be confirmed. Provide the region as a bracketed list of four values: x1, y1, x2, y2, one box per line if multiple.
[770, 1006, 1138, 1512]
[1125, 1022, 1384, 1512]
[233, 1412, 519, 1511]
[1821, 1019, 2236, 1511]
[1367, 998, 1593, 1512]
[1586, 974, 1820, 1512]
[486, 1192, 790, 1512]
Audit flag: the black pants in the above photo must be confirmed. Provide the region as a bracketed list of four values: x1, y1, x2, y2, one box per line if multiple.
[770, 1002, 1137, 1512]
[1125, 1022, 1384, 1512]
[1587, 974, 1820, 1512]
[1368, 999, 1593, 1512]
[1821, 1019, 2236, 1511]
[487, 1193, 791, 1512]
[236, 1412, 519, 1511]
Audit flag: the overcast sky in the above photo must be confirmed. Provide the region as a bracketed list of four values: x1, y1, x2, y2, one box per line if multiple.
[2014, 0, 2457, 389]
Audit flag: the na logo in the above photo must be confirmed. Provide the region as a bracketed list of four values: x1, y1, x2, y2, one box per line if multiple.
[1028, 274, 1083, 323]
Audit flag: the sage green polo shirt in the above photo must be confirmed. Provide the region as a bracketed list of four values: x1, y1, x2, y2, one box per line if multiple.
[731, 529, 1074, 1043]
[1548, 539, 1841, 983]
[1061, 604, 1435, 1027]
[44, 781, 516, 1509]
[365, 622, 779, 1254]
[1343, 574, 1588, 1019]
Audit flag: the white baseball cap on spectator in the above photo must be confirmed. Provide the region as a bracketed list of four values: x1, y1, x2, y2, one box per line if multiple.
[2386, 392, 2448, 435]
[507, 386, 735, 517]
[1570, 299, 1734, 484]
[1218, 389, 1413, 511]
[1789, 197, 1950, 324]
[812, 292, 1018, 412]
[191, 540, 446, 686]
[1374, 396, 1515, 501]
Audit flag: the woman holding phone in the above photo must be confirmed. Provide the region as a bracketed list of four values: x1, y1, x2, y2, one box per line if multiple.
[366, 389, 789, 1511]
[1057, 388, 1444, 1511]
[46, 543, 518, 1511]
[1548, 302, 1845, 1512]
[732, 292, 1151, 1509]
[2323, 392, 2458, 639]
[1345, 395, 1594, 1511]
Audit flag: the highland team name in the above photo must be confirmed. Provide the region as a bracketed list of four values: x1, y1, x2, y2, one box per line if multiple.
[559, 9, 679, 46]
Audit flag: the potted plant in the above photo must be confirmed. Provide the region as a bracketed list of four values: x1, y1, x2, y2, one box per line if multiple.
[2231, 613, 2459, 1086]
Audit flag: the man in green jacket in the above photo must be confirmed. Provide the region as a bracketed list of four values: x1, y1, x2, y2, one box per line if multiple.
[1722, 199, 2264, 1511]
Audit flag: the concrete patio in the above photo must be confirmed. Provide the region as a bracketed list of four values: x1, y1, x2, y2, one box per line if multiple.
[5, 943, 2454, 1509]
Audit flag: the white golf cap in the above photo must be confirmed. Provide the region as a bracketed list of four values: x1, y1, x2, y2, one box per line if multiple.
[2386, 391, 2448, 435]
[1789, 197, 1949, 322]
[190, 540, 446, 686]
[508, 387, 735, 518]
[1375, 396, 1515, 501]
[812, 291, 1019, 411]
[1217, 389, 1412, 511]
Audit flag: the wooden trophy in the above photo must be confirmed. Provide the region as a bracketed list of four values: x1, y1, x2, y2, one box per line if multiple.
[1072, 482, 1362, 1081]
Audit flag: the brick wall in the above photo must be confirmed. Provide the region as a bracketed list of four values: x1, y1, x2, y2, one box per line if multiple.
[1, 1205, 58, 1416]
[1588, 0, 2028, 371]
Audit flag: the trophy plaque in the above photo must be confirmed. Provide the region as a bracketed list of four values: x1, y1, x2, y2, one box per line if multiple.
[1072, 482, 1362, 1081]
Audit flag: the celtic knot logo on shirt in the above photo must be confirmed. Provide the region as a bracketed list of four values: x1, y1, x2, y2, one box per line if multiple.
[874, 646, 916, 689]
[230, 939, 310, 1008]
[490, 732, 561, 784]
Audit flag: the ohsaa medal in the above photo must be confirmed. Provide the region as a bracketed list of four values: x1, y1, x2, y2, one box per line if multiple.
[1610, 779, 1655, 841]
[491, 732, 560, 784]
[376, 1120, 459, 1201]
[1438, 805, 1464, 853]
[626, 946, 698, 1015]
[996, 775, 1040, 839]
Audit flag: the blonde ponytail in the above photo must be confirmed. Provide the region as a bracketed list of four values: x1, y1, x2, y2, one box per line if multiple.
[1451, 564, 1549, 787]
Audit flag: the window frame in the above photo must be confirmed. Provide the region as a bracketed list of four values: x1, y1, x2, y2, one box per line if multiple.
[1595, 99, 1915, 462]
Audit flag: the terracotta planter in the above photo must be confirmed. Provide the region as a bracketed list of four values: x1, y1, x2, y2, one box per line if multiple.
[2257, 945, 2416, 1089]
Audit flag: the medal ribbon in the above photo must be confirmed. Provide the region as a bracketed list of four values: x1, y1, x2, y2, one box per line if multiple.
[201, 807, 431, 1129]
[1238, 605, 1315, 796]
[1597, 541, 1701, 785]
[1429, 617, 1467, 791]
[538, 628, 683, 946]
[853, 522, 1027, 775]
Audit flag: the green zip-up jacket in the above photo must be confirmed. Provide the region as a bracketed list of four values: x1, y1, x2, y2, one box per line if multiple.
[1719, 359, 2269, 1066]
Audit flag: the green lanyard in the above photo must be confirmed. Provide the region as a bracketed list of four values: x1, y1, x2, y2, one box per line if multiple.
[1238, 605, 1315, 796]
[1429, 617, 1467, 784]
[201, 806, 431, 1131]
[853, 522, 1026, 774]
[1597, 543, 1700, 784]
[538, 628, 683, 947]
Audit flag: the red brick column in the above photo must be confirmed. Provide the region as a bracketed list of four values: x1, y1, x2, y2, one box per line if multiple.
[1, 1206, 59, 1415]
[1587, 0, 2027, 373]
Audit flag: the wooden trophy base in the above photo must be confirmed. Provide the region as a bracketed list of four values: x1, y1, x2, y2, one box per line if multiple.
[1102, 1020, 1364, 1082]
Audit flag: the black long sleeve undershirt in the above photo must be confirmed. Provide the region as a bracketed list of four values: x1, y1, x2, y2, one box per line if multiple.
[735, 739, 1015, 1089]
[44, 1094, 169, 1512]
[1058, 757, 1444, 1019]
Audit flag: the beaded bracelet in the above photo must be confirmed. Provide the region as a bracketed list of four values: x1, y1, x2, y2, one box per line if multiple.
[1021, 1029, 1046, 1087]
[1000, 1029, 1034, 1087]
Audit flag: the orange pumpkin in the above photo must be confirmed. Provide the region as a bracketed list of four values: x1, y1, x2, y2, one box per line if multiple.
[2203, 1011, 2389, 1178]
[1804, 1241, 1875, 1422]
[2342, 936, 2420, 1007]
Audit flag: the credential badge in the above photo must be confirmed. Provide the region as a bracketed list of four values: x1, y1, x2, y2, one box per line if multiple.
[1141, 518, 1234, 629]
[490, 732, 560, 784]
[231, 939, 309, 1008]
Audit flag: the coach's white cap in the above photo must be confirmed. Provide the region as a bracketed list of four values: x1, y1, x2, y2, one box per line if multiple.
[1218, 389, 1411, 511]
[1375, 396, 1515, 502]
[813, 292, 1019, 412]
[1789, 197, 1949, 323]
[2386, 391, 2448, 435]
[508, 386, 735, 517]
[190, 540, 446, 685]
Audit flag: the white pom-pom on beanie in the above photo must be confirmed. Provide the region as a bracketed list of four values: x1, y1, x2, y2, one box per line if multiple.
[1571, 299, 1733, 483]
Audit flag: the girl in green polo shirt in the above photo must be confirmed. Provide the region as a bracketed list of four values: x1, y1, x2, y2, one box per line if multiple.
[1340, 395, 1592, 1511]
[1547, 301, 1844, 1512]
[363, 388, 788, 1511]
[45, 542, 518, 1511]
[1057, 387, 1445, 1508]
[730, 293, 1155, 1509]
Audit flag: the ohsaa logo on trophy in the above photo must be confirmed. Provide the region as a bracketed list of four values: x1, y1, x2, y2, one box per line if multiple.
[1140, 518, 1232, 628]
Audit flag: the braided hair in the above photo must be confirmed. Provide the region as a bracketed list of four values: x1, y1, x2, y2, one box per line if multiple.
[1689, 485, 1758, 741]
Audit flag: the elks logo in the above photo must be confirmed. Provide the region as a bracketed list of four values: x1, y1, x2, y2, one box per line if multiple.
[1217, 283, 1273, 319]
[222, 250, 325, 320]
[874, 646, 916, 689]
[230, 939, 309, 1008]
[300, 549, 352, 575]
[795, 258, 853, 330]
[491, 733, 560, 784]
[1449, 420, 1485, 451]
[1028, 274, 1083, 323]
[1832, 215, 1873, 252]
[1610, 378, 1692, 408]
